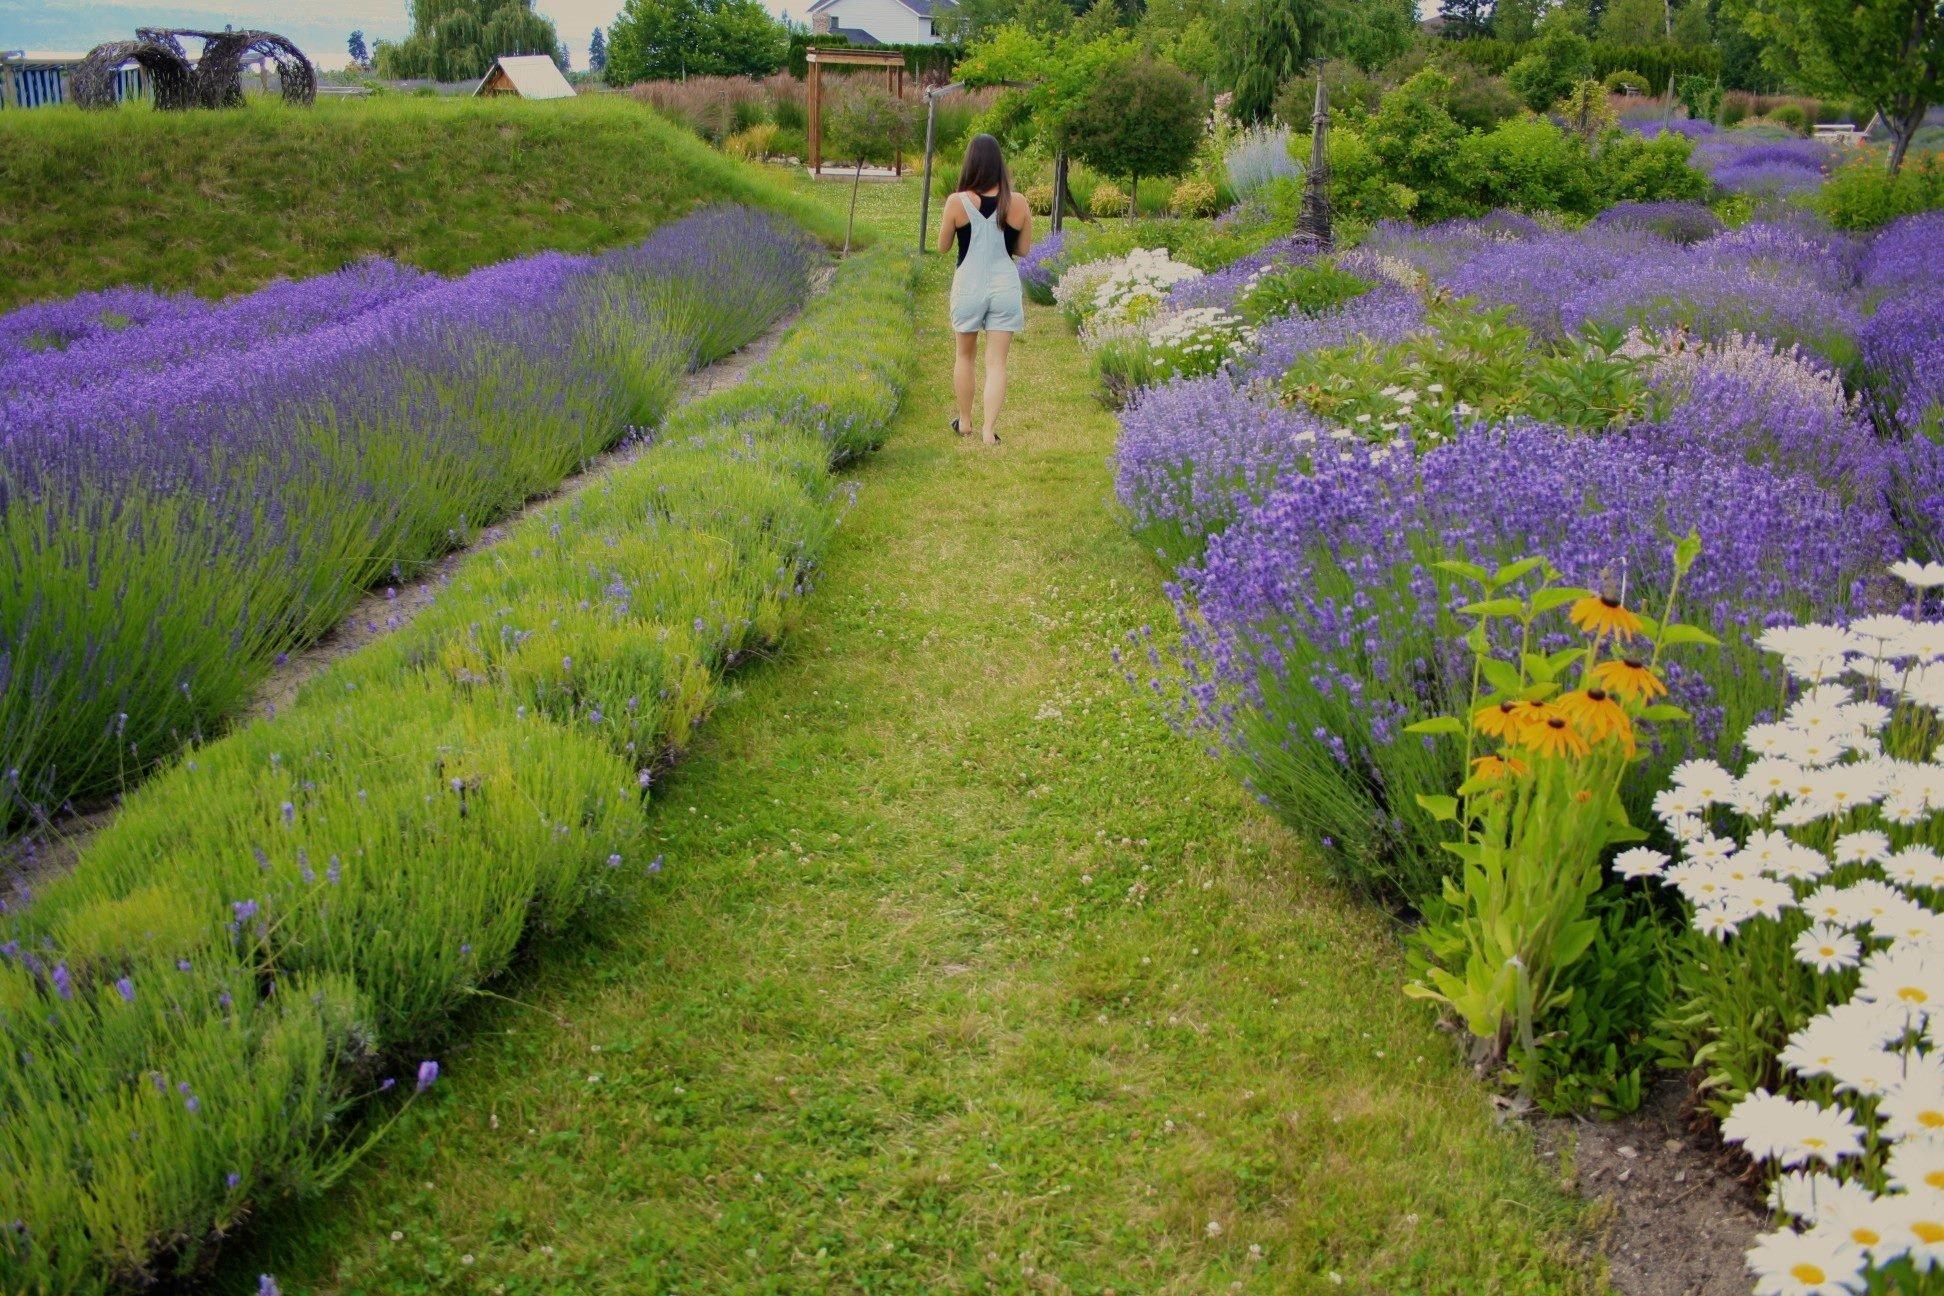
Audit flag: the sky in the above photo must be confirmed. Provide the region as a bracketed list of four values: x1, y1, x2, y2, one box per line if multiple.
[0, 0, 808, 71]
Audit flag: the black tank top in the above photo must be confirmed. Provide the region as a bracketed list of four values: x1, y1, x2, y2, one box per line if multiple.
[954, 192, 1021, 266]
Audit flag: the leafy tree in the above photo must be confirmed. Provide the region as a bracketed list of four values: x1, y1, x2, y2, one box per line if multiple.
[1439, 0, 1493, 38]
[1598, 0, 1667, 43]
[1223, 0, 1312, 121]
[1674, 71, 1722, 118]
[1506, 28, 1594, 110]
[589, 26, 607, 72]
[1360, 66, 1470, 218]
[1065, 56, 1206, 210]
[1723, 0, 1942, 171]
[1669, 0, 1711, 47]
[1326, 0, 1417, 69]
[347, 30, 370, 67]
[1492, 0, 1546, 42]
[375, 0, 562, 81]
[826, 82, 919, 250]
[604, 0, 788, 83]
[957, 22, 1137, 150]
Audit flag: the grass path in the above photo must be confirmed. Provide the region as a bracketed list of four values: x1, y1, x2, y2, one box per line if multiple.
[224, 190, 1609, 1296]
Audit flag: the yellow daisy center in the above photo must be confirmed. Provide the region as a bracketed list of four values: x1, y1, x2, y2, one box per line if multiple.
[1790, 1263, 1828, 1283]
[1915, 1220, 1944, 1244]
[1927, 1170, 1944, 1190]
[1851, 1226, 1882, 1245]
[1899, 985, 1928, 1003]
[1918, 1109, 1944, 1129]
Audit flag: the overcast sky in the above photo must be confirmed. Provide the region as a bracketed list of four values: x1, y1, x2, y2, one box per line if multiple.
[0, 0, 810, 71]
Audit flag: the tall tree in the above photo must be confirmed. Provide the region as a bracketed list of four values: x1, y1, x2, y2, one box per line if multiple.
[1225, 0, 1312, 121]
[1439, 0, 1493, 39]
[375, 0, 563, 81]
[589, 26, 607, 72]
[1725, 0, 1941, 171]
[604, 0, 788, 82]
[347, 29, 371, 67]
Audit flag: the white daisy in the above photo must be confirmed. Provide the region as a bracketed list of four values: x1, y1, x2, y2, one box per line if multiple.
[1745, 1224, 1866, 1295]
[1794, 924, 1862, 974]
[1612, 847, 1669, 880]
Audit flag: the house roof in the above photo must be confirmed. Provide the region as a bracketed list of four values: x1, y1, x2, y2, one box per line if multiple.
[806, 0, 956, 18]
[474, 54, 574, 100]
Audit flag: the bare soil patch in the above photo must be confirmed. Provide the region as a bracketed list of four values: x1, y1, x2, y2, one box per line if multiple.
[1540, 1080, 1765, 1296]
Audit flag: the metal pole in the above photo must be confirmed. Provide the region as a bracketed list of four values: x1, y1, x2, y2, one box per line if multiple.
[1051, 150, 1066, 233]
[919, 90, 939, 252]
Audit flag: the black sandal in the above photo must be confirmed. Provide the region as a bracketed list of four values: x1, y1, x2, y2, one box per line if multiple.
[950, 417, 971, 437]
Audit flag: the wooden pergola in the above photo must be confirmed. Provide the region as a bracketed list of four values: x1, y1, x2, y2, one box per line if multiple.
[804, 46, 905, 175]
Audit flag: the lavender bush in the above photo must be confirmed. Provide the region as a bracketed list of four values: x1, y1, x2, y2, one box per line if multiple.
[1168, 423, 1898, 896]
[0, 206, 817, 828]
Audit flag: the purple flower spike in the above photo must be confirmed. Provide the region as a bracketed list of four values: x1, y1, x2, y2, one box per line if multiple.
[259, 1275, 281, 1296]
[51, 964, 72, 1001]
[416, 1060, 439, 1093]
[114, 977, 135, 1003]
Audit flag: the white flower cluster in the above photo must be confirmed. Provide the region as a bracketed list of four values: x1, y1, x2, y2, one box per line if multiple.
[1055, 248, 1203, 330]
[1618, 572, 1944, 1296]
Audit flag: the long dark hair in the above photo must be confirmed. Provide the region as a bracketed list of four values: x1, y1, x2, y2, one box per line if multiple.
[956, 133, 1011, 216]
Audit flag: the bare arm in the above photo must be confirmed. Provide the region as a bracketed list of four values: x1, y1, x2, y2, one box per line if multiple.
[1009, 193, 1033, 260]
[936, 193, 962, 256]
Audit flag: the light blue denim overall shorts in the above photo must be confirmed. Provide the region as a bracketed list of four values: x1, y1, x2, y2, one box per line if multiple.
[949, 193, 1027, 334]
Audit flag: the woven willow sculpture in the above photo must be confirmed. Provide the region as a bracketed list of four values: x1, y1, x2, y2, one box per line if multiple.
[73, 28, 316, 110]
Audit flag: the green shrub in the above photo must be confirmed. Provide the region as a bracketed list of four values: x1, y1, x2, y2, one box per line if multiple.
[1026, 182, 1055, 214]
[1236, 260, 1374, 325]
[1602, 69, 1649, 95]
[1089, 181, 1131, 216]
[1459, 114, 1603, 214]
[1442, 61, 1523, 132]
[1591, 128, 1710, 206]
[1507, 29, 1593, 113]
[1170, 177, 1220, 216]
[1765, 103, 1811, 136]
[1819, 152, 1944, 230]
[771, 125, 807, 159]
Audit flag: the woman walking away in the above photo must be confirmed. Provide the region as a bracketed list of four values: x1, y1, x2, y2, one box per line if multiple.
[938, 133, 1031, 446]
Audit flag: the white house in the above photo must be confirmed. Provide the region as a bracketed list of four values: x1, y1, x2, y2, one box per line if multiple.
[806, 0, 956, 45]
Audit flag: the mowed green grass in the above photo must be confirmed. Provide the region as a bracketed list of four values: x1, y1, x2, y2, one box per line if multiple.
[218, 180, 1609, 1295]
[0, 95, 848, 311]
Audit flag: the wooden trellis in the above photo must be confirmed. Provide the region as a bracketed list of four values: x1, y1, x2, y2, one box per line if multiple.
[805, 46, 905, 175]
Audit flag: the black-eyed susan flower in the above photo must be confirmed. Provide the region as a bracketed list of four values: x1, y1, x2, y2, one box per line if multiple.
[1569, 594, 1644, 641]
[1469, 753, 1529, 785]
[1557, 688, 1635, 753]
[1471, 700, 1526, 739]
[1518, 714, 1591, 760]
[1591, 656, 1667, 703]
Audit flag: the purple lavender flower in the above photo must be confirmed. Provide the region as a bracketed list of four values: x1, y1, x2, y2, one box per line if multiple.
[114, 977, 135, 1003]
[416, 1060, 439, 1093]
[50, 963, 71, 1001]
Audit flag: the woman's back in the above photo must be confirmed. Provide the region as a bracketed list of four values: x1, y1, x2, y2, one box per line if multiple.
[953, 191, 1024, 265]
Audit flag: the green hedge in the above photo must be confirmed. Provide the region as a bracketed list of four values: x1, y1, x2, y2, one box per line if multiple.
[786, 32, 962, 81]
[0, 247, 916, 1296]
[1439, 37, 1719, 95]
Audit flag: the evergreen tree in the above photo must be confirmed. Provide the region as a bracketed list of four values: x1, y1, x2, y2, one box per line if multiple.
[589, 26, 608, 72]
[347, 30, 370, 67]
[374, 0, 563, 82]
[1439, 0, 1492, 38]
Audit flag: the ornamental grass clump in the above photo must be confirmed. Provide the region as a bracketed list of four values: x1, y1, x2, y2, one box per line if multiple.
[1404, 540, 1707, 1072]
[0, 206, 815, 830]
[1609, 568, 1944, 1294]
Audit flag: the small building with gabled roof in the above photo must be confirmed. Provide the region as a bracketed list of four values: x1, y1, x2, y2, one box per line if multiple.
[474, 54, 574, 100]
[806, 0, 955, 45]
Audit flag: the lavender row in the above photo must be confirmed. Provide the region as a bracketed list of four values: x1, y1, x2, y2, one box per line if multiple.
[0, 206, 819, 829]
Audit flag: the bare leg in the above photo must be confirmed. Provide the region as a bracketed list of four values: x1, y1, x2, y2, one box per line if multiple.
[954, 331, 977, 433]
[981, 331, 1012, 443]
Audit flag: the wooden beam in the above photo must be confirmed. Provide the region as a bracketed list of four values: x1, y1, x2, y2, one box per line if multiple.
[807, 57, 822, 174]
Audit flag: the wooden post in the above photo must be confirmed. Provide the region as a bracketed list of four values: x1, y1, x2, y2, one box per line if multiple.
[806, 53, 822, 174]
[919, 90, 939, 251]
[1, 60, 16, 112]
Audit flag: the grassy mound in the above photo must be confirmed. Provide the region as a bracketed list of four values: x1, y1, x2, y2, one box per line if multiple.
[0, 94, 848, 311]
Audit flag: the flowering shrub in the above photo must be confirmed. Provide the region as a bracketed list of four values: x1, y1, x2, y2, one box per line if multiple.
[1224, 124, 1301, 198]
[1057, 248, 1203, 329]
[1614, 571, 1944, 1293]
[1405, 543, 1704, 1069]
